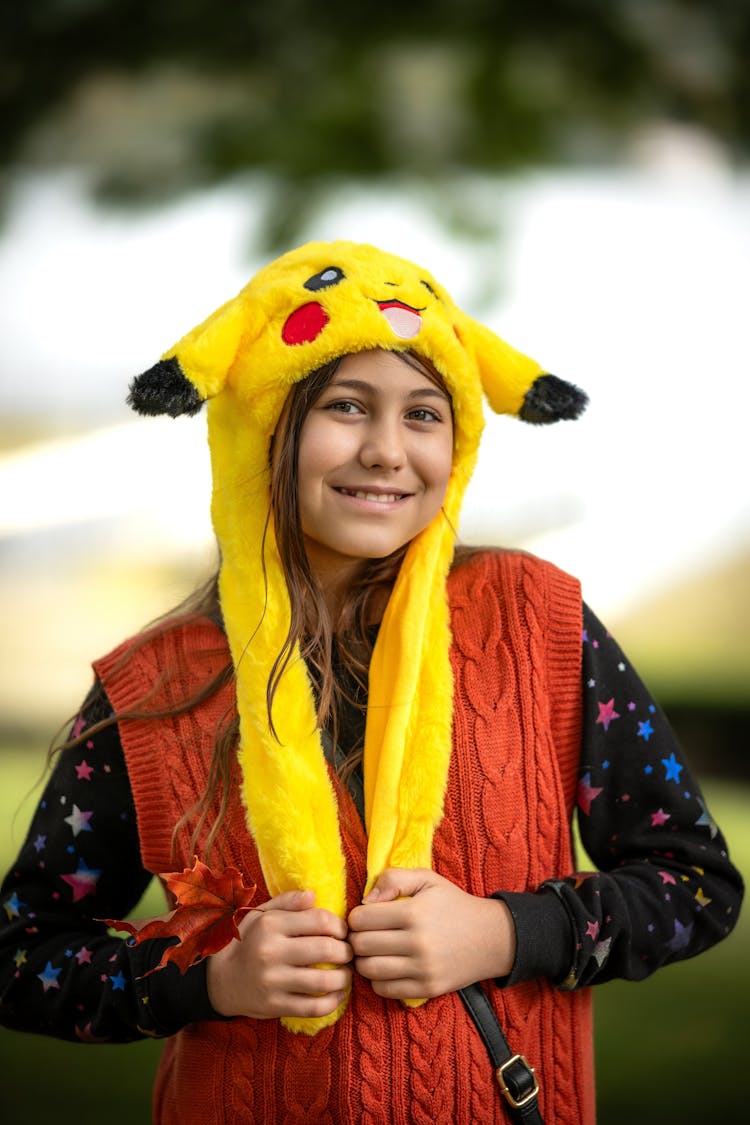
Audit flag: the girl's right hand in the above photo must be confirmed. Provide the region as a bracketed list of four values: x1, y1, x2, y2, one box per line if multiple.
[206, 889, 352, 1021]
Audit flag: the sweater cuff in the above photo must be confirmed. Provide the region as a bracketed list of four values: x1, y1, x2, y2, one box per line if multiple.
[131, 938, 227, 1035]
[491, 888, 574, 987]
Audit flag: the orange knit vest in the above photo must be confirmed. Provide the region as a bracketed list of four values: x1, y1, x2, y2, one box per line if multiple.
[95, 550, 595, 1124]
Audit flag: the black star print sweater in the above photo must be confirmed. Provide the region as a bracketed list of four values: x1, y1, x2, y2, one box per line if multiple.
[0, 606, 743, 1041]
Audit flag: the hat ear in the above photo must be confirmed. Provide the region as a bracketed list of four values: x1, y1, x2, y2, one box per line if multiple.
[127, 356, 204, 417]
[520, 372, 588, 424]
[457, 313, 588, 423]
[127, 293, 261, 417]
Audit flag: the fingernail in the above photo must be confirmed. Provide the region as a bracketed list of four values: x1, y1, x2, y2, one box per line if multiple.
[363, 887, 380, 903]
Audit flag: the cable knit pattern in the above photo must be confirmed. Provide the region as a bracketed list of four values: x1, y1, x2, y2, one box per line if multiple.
[95, 550, 594, 1124]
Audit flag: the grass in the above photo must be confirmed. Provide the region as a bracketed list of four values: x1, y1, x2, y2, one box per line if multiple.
[1, 746, 747, 1124]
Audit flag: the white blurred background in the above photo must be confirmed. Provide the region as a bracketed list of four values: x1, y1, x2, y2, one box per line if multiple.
[1, 132, 748, 730]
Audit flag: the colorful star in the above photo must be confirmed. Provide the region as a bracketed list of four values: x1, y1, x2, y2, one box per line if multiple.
[75, 946, 93, 965]
[694, 798, 718, 839]
[596, 698, 621, 731]
[13, 949, 28, 968]
[650, 808, 671, 827]
[71, 714, 86, 739]
[658, 870, 676, 885]
[667, 918, 694, 953]
[585, 920, 600, 941]
[577, 772, 604, 816]
[75, 759, 94, 782]
[33, 834, 47, 852]
[38, 961, 63, 992]
[661, 754, 683, 783]
[593, 937, 612, 967]
[63, 804, 93, 837]
[109, 971, 127, 991]
[3, 892, 24, 920]
[61, 859, 101, 902]
[637, 719, 654, 741]
[694, 888, 712, 909]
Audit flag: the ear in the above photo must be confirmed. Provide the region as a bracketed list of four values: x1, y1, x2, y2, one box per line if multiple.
[520, 373, 588, 425]
[127, 291, 263, 417]
[127, 357, 204, 417]
[457, 313, 588, 423]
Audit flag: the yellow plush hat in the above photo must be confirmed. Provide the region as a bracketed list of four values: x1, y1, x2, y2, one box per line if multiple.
[128, 239, 586, 1033]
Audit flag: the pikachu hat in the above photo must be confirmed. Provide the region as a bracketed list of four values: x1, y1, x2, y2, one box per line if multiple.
[129, 240, 587, 1032]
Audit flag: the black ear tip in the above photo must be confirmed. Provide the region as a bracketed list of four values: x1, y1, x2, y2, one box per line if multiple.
[127, 357, 204, 418]
[520, 373, 588, 425]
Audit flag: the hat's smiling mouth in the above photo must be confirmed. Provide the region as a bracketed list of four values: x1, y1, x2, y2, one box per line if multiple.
[376, 299, 423, 339]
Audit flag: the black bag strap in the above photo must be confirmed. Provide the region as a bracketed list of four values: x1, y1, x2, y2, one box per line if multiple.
[458, 983, 544, 1123]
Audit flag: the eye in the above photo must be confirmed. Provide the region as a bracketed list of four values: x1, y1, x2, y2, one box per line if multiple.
[304, 266, 345, 292]
[407, 407, 442, 423]
[420, 279, 437, 298]
[326, 399, 361, 414]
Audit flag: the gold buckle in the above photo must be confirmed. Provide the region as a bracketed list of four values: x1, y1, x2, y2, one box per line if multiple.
[495, 1054, 539, 1110]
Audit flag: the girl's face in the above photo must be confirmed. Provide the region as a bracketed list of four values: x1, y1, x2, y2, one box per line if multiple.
[297, 349, 454, 588]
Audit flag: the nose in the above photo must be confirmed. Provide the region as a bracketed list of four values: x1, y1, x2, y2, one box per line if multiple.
[359, 416, 405, 471]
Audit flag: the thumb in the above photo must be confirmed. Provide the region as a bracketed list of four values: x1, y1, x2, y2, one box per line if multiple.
[363, 867, 435, 904]
[258, 889, 316, 912]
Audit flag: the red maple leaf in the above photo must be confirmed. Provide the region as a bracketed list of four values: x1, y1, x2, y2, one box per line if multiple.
[101, 858, 256, 976]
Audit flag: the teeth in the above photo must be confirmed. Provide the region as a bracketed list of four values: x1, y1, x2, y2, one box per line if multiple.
[341, 489, 404, 503]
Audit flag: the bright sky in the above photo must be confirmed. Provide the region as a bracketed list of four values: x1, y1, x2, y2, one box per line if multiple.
[1, 145, 749, 624]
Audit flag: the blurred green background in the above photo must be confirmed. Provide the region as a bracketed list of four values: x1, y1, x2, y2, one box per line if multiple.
[1, 1, 748, 1121]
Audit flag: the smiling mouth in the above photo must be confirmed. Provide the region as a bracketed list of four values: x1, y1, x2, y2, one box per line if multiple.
[336, 487, 410, 504]
[376, 299, 423, 339]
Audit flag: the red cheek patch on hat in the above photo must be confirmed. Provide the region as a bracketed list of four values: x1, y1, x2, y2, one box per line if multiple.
[282, 302, 329, 345]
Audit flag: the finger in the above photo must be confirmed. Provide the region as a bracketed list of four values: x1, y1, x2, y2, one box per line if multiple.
[258, 889, 316, 913]
[282, 965, 352, 997]
[349, 928, 408, 958]
[363, 867, 433, 903]
[257, 898, 348, 941]
[370, 977, 425, 1000]
[279, 907, 349, 940]
[271, 989, 349, 1020]
[349, 899, 412, 933]
[284, 936, 353, 968]
[354, 954, 414, 983]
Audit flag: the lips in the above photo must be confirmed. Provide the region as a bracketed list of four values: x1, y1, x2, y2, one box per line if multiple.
[336, 487, 410, 504]
[376, 300, 423, 339]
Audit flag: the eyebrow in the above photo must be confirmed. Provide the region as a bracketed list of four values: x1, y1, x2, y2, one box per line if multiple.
[329, 378, 450, 402]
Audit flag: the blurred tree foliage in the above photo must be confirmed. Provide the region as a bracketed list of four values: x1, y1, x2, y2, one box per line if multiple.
[1, 0, 748, 245]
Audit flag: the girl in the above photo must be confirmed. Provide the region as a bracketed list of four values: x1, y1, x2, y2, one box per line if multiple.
[0, 241, 743, 1124]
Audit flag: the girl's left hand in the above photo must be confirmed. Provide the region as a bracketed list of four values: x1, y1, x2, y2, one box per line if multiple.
[347, 868, 516, 999]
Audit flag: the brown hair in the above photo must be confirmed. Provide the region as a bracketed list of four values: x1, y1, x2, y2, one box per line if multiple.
[55, 349, 455, 860]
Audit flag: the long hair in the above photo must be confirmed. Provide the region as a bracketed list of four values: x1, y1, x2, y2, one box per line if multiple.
[55, 350, 457, 860]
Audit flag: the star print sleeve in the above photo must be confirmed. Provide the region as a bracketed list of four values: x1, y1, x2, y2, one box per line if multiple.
[535, 605, 742, 989]
[494, 604, 743, 991]
[0, 683, 219, 1042]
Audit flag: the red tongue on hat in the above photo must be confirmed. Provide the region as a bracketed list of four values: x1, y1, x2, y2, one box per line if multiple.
[377, 300, 422, 339]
